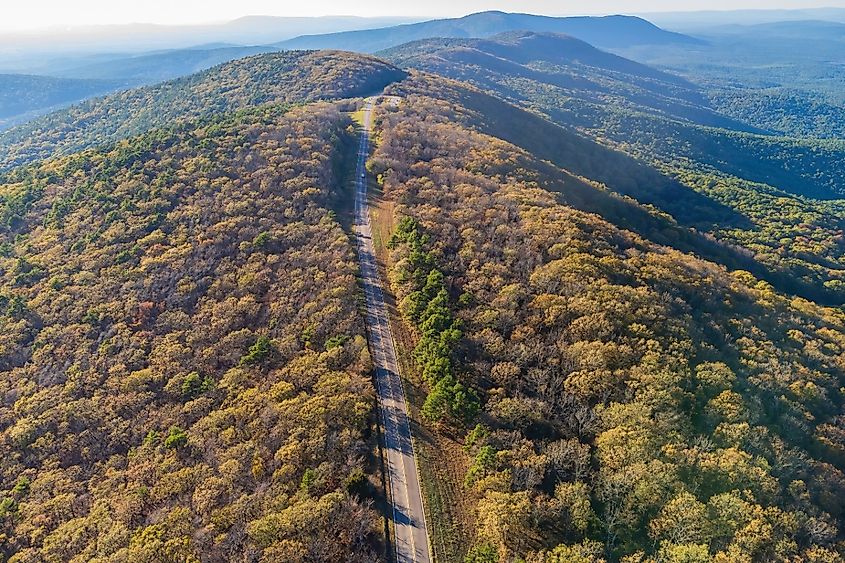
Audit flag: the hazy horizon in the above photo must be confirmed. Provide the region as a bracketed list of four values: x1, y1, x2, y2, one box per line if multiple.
[3, 1, 845, 32]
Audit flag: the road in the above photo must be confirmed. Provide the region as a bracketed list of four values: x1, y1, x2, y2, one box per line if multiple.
[354, 98, 432, 563]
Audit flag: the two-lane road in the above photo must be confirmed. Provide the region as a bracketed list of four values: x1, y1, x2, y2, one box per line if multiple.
[354, 99, 431, 563]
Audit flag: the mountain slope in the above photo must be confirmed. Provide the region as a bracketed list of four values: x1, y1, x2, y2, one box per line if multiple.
[0, 74, 124, 119]
[382, 31, 690, 86]
[0, 100, 382, 559]
[707, 87, 845, 140]
[0, 74, 125, 131]
[368, 83, 845, 562]
[381, 32, 845, 199]
[380, 33, 845, 305]
[55, 44, 278, 84]
[275, 11, 699, 53]
[380, 31, 742, 129]
[0, 51, 407, 171]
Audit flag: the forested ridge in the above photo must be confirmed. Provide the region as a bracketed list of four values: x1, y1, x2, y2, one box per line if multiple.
[381, 33, 845, 307]
[370, 79, 845, 561]
[0, 51, 407, 172]
[0, 100, 383, 560]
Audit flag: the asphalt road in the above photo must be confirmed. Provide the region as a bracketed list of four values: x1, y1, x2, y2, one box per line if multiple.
[354, 98, 432, 563]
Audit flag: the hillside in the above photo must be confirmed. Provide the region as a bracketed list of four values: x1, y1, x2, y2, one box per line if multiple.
[381, 32, 845, 198]
[706, 87, 845, 140]
[0, 97, 385, 560]
[629, 21, 845, 143]
[369, 79, 845, 562]
[380, 32, 742, 129]
[380, 33, 845, 306]
[0, 51, 407, 171]
[55, 44, 278, 84]
[275, 11, 699, 53]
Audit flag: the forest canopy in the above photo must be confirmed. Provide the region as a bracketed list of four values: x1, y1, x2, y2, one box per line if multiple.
[0, 27, 842, 563]
[370, 81, 845, 561]
[0, 101, 381, 561]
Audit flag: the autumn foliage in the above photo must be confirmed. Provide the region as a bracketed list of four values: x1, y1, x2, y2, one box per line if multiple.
[0, 102, 381, 560]
[370, 81, 845, 561]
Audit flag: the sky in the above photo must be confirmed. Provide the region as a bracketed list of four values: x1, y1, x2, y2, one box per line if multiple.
[2, 0, 844, 31]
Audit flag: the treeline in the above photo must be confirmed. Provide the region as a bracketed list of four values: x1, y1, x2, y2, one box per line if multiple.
[0, 102, 382, 560]
[370, 87, 845, 562]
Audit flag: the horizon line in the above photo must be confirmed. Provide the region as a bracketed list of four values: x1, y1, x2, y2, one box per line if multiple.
[1, 5, 843, 34]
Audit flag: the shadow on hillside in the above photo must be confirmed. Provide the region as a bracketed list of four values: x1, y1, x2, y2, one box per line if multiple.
[457, 87, 748, 228]
[452, 86, 840, 305]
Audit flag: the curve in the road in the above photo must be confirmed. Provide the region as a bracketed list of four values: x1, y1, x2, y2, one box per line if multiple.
[354, 98, 432, 563]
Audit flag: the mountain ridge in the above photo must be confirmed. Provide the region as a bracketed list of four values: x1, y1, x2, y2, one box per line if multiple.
[0, 51, 407, 170]
[275, 11, 701, 53]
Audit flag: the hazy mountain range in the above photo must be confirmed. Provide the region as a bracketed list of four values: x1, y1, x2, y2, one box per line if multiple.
[0, 10, 702, 127]
[275, 11, 700, 52]
[0, 15, 420, 58]
[644, 7, 845, 30]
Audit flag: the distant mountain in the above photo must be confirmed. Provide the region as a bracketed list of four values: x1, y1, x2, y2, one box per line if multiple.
[275, 11, 701, 53]
[54, 45, 278, 83]
[702, 19, 845, 41]
[216, 15, 419, 44]
[0, 73, 127, 131]
[0, 15, 420, 77]
[614, 18, 845, 130]
[646, 7, 845, 30]
[382, 32, 750, 135]
[0, 15, 421, 57]
[384, 31, 845, 199]
[383, 31, 693, 87]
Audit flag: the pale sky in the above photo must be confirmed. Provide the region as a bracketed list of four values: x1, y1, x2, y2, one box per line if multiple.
[2, 0, 844, 31]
